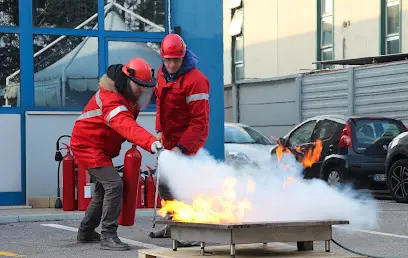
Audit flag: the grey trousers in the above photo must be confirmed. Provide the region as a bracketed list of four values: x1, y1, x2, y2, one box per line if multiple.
[78, 166, 123, 239]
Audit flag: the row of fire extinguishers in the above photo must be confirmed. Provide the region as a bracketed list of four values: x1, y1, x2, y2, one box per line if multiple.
[54, 135, 162, 226]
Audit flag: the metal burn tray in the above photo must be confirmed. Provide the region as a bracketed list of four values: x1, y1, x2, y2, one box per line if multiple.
[155, 219, 350, 257]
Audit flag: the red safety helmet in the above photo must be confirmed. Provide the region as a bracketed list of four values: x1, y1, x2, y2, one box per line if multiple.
[160, 34, 187, 58]
[121, 57, 157, 87]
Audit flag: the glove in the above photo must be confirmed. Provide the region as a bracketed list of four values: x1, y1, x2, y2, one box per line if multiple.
[151, 141, 163, 154]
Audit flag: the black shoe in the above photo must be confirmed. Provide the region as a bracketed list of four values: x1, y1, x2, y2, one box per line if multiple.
[100, 237, 131, 251]
[77, 231, 101, 243]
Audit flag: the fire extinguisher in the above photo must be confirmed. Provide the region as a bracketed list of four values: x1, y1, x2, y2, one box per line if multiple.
[118, 145, 143, 226]
[78, 164, 92, 211]
[145, 166, 161, 208]
[54, 135, 74, 210]
[60, 143, 76, 211]
[136, 173, 145, 209]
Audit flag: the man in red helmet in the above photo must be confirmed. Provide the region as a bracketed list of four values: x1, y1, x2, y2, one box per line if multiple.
[149, 34, 210, 245]
[70, 57, 163, 251]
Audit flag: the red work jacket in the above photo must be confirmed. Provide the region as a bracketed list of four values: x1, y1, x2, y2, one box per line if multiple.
[155, 66, 210, 155]
[70, 75, 157, 169]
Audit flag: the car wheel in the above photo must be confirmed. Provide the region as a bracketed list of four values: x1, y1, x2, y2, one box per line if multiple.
[387, 159, 408, 203]
[324, 166, 343, 187]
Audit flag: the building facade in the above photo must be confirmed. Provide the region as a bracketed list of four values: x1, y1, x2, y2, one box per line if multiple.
[0, 0, 224, 206]
[224, 0, 407, 84]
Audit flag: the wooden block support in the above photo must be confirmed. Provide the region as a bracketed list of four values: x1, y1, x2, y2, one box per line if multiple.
[138, 243, 366, 258]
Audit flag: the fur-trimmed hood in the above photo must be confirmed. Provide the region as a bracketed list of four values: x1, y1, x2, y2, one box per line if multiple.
[99, 74, 118, 92]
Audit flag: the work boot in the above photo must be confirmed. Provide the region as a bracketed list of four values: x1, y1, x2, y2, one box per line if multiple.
[149, 225, 171, 238]
[100, 237, 131, 251]
[77, 231, 101, 243]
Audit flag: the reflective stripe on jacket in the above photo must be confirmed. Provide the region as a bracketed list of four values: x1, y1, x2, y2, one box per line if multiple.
[70, 74, 157, 169]
[155, 66, 210, 155]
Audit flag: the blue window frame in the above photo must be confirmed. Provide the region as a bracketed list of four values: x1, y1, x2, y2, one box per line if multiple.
[0, 0, 169, 205]
[0, 0, 168, 112]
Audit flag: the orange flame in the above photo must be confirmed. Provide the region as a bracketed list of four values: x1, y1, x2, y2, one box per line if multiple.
[275, 139, 323, 168]
[158, 177, 253, 223]
[158, 139, 323, 224]
[282, 176, 294, 189]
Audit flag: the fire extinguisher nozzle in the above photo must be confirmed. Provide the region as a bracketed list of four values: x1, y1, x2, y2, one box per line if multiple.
[55, 151, 63, 162]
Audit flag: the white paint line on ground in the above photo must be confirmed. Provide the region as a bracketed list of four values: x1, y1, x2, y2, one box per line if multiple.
[41, 223, 163, 250]
[334, 225, 408, 240]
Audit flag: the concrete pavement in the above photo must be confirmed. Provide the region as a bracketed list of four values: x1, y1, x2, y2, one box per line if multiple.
[0, 208, 155, 224]
[0, 201, 408, 257]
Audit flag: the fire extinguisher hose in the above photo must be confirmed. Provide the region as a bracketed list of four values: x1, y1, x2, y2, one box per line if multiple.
[152, 147, 164, 228]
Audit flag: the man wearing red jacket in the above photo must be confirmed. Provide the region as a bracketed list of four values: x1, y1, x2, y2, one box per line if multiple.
[70, 57, 163, 251]
[149, 34, 210, 244]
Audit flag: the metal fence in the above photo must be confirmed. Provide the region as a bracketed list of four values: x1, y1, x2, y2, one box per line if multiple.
[225, 60, 408, 139]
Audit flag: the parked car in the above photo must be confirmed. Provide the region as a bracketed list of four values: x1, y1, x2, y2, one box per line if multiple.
[270, 115, 407, 189]
[385, 131, 408, 203]
[224, 122, 273, 168]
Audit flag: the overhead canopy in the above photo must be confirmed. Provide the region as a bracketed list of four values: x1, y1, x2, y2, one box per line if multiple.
[32, 10, 163, 107]
[313, 52, 408, 66]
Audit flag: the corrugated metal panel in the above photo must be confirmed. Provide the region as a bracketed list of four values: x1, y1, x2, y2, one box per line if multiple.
[354, 62, 408, 124]
[302, 71, 349, 120]
[236, 77, 298, 137]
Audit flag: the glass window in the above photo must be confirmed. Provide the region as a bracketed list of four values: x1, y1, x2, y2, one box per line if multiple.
[235, 64, 244, 81]
[235, 36, 244, 63]
[0, 0, 19, 26]
[321, 16, 333, 47]
[288, 120, 317, 146]
[225, 125, 271, 145]
[353, 119, 405, 153]
[104, 0, 165, 32]
[386, 0, 400, 35]
[386, 37, 400, 54]
[0, 33, 20, 107]
[32, 0, 98, 29]
[33, 34, 99, 108]
[321, 0, 332, 15]
[314, 120, 339, 140]
[107, 40, 162, 106]
[229, 8, 243, 36]
[321, 48, 333, 60]
[229, 0, 242, 9]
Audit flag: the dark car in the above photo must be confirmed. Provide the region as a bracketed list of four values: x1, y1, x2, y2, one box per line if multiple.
[384, 131, 408, 203]
[270, 115, 407, 189]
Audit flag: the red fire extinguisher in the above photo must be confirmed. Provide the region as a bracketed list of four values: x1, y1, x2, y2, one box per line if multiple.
[136, 174, 145, 209]
[145, 167, 162, 208]
[61, 144, 76, 211]
[78, 164, 92, 211]
[118, 145, 143, 226]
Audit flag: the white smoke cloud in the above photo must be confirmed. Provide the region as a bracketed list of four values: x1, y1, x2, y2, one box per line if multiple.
[156, 148, 379, 230]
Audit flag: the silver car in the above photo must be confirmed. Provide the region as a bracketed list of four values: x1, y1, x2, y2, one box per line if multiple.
[224, 122, 273, 168]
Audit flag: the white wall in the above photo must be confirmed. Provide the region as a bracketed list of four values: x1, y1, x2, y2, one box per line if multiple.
[223, 0, 317, 83]
[25, 111, 157, 198]
[334, 0, 380, 59]
[0, 114, 21, 192]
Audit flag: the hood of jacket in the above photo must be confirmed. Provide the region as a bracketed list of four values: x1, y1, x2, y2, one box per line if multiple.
[162, 49, 198, 82]
[99, 74, 118, 93]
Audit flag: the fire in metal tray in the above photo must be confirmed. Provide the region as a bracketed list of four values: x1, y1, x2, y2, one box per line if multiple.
[157, 140, 324, 224]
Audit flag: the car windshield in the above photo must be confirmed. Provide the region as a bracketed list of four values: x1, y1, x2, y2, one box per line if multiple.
[225, 125, 272, 145]
[353, 119, 405, 151]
